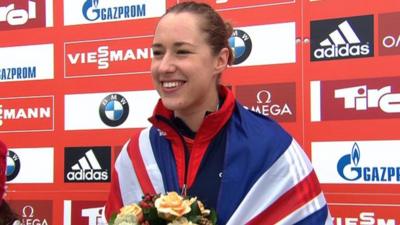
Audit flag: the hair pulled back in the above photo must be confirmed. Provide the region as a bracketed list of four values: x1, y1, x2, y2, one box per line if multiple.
[166, 1, 234, 65]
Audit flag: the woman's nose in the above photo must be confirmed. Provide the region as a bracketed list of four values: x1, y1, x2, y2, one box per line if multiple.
[157, 54, 176, 73]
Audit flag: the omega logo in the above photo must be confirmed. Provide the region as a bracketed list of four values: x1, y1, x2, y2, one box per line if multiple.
[382, 35, 400, 48]
[21, 205, 49, 225]
[256, 90, 272, 104]
[22, 205, 35, 217]
[244, 89, 292, 117]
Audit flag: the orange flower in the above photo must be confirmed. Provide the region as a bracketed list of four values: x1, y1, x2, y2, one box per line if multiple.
[118, 204, 144, 222]
[155, 192, 194, 220]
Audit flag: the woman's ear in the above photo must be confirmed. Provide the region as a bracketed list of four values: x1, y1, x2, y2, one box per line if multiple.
[214, 47, 229, 74]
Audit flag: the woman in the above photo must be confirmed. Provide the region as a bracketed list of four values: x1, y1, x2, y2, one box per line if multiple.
[105, 2, 332, 224]
[0, 141, 21, 225]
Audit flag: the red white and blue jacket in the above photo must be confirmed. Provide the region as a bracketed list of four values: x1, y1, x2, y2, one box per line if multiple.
[105, 86, 332, 225]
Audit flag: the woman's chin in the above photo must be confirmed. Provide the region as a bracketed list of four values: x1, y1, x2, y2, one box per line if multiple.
[161, 99, 185, 111]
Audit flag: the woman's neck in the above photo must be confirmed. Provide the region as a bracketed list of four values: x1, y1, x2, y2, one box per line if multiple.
[174, 91, 219, 132]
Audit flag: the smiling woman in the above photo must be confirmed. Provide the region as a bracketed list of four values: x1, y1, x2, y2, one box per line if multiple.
[105, 2, 332, 225]
[150, 10, 230, 131]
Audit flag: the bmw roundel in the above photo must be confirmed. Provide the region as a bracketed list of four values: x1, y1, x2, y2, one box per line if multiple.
[6, 150, 20, 182]
[99, 94, 129, 127]
[229, 29, 252, 65]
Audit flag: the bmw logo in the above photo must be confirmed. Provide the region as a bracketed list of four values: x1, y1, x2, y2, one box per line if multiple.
[6, 150, 20, 182]
[229, 29, 252, 65]
[99, 94, 129, 127]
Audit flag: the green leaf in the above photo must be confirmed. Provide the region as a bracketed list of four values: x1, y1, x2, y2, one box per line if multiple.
[187, 201, 201, 217]
[108, 213, 117, 225]
[143, 207, 167, 225]
[184, 201, 201, 223]
[209, 209, 218, 225]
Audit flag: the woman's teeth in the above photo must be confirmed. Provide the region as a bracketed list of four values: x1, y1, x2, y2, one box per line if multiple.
[162, 81, 183, 88]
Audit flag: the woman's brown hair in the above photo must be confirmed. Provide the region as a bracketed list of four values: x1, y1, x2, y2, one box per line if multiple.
[166, 1, 234, 65]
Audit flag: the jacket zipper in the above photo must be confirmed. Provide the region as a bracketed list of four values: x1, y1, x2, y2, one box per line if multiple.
[156, 115, 190, 195]
[181, 139, 190, 196]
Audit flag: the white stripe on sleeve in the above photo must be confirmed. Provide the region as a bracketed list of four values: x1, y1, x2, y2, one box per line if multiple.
[138, 127, 165, 194]
[115, 140, 144, 205]
[276, 192, 332, 225]
[226, 139, 314, 225]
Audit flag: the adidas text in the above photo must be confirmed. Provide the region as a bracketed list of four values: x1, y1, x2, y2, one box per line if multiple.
[314, 43, 370, 59]
[66, 170, 108, 181]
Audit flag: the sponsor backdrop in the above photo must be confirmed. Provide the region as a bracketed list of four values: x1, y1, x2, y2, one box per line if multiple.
[0, 0, 399, 224]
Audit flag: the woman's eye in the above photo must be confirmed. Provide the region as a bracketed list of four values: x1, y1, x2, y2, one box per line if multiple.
[152, 50, 164, 57]
[177, 50, 190, 55]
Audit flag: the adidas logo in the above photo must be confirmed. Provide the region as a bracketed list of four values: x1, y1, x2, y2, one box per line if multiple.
[66, 149, 108, 181]
[313, 20, 371, 59]
[319, 21, 360, 46]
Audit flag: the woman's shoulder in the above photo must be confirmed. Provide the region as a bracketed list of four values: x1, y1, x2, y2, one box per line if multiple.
[231, 102, 293, 152]
[234, 103, 291, 137]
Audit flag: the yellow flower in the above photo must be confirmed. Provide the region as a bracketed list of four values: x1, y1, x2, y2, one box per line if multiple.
[197, 201, 210, 216]
[120, 204, 143, 217]
[168, 217, 198, 225]
[115, 222, 137, 225]
[155, 192, 193, 220]
[113, 213, 138, 225]
[114, 204, 143, 225]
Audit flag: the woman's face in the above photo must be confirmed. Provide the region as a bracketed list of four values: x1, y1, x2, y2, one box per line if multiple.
[151, 12, 227, 114]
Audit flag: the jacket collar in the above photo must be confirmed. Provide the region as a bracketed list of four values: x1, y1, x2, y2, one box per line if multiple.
[147, 85, 236, 188]
[148, 85, 235, 141]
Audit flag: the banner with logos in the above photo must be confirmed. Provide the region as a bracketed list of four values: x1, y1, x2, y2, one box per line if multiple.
[1, 0, 399, 224]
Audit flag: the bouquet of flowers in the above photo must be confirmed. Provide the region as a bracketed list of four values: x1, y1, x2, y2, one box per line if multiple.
[109, 192, 217, 225]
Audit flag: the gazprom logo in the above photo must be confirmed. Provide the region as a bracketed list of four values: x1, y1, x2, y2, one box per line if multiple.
[82, 0, 146, 22]
[82, 0, 99, 21]
[336, 142, 400, 182]
[337, 143, 361, 181]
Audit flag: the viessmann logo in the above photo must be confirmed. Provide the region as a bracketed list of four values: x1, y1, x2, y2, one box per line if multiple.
[0, 95, 54, 133]
[312, 140, 400, 184]
[64, 147, 111, 183]
[236, 83, 296, 122]
[310, 77, 400, 121]
[0, 0, 52, 30]
[329, 204, 399, 225]
[65, 36, 153, 78]
[334, 212, 396, 225]
[310, 15, 374, 61]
